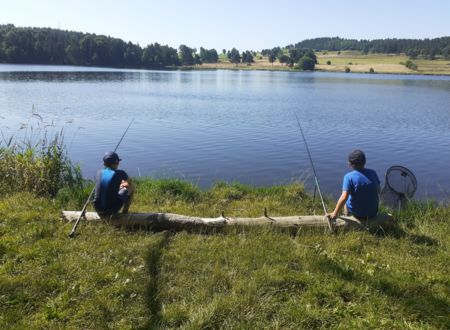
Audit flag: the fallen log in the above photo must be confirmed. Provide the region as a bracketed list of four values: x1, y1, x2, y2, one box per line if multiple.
[61, 211, 393, 231]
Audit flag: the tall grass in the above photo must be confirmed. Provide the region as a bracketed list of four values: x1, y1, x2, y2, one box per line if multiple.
[0, 114, 82, 197]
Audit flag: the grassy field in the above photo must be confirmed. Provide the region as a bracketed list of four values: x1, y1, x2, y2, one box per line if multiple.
[1, 179, 449, 329]
[200, 51, 450, 75]
[316, 51, 450, 75]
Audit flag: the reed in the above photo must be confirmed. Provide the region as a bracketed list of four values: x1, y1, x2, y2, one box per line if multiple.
[0, 115, 82, 197]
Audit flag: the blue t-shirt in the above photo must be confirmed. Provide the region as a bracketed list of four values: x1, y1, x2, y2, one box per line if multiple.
[93, 167, 128, 214]
[343, 168, 380, 218]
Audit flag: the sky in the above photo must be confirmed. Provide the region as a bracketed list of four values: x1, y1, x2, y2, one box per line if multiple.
[1, 0, 449, 51]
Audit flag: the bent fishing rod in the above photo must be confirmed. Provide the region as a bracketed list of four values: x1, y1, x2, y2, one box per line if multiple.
[293, 113, 334, 232]
[69, 118, 135, 238]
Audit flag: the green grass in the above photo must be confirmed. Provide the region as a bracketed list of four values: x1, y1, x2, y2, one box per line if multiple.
[201, 50, 450, 75]
[1, 179, 449, 329]
[317, 51, 450, 75]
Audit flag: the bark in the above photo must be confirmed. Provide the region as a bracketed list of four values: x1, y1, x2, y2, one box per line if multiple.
[62, 211, 393, 232]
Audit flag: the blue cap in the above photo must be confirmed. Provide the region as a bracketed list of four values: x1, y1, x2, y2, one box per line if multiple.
[103, 151, 121, 165]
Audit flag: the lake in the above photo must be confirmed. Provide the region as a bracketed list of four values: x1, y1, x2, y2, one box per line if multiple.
[1, 64, 449, 200]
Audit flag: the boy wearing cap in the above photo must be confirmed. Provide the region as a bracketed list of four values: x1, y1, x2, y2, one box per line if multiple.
[328, 150, 380, 220]
[93, 151, 134, 216]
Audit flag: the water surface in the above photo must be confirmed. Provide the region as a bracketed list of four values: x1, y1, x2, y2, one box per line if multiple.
[1, 64, 449, 200]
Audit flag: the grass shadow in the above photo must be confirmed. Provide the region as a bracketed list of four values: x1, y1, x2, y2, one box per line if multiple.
[140, 231, 172, 329]
[368, 220, 439, 247]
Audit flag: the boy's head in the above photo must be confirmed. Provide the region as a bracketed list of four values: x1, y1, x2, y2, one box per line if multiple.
[348, 149, 366, 169]
[103, 151, 121, 169]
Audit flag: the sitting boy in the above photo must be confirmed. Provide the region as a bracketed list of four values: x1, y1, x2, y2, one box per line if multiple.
[328, 149, 380, 220]
[93, 151, 134, 216]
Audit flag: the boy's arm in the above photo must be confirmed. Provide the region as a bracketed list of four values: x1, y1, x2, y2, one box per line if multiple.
[328, 190, 349, 219]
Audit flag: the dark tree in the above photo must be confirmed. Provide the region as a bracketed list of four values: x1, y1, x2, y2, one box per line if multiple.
[278, 54, 289, 65]
[296, 55, 315, 70]
[199, 47, 219, 63]
[194, 53, 202, 65]
[178, 44, 195, 65]
[242, 50, 254, 64]
[227, 48, 241, 65]
[268, 52, 277, 65]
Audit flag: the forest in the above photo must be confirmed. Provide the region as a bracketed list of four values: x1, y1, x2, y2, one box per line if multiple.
[289, 37, 450, 59]
[1, 25, 449, 70]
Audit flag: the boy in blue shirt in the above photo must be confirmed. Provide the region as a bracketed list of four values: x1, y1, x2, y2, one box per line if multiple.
[93, 151, 134, 216]
[328, 150, 380, 220]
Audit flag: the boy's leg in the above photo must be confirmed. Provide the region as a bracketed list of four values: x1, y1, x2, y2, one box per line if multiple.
[122, 183, 135, 214]
[344, 204, 350, 216]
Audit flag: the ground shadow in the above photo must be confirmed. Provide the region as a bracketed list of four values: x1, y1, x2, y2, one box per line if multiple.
[139, 231, 172, 329]
[368, 221, 439, 247]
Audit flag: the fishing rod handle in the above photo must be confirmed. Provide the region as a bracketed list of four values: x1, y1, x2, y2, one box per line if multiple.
[68, 187, 95, 237]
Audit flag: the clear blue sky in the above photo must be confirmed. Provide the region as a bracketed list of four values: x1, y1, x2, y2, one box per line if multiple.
[2, 0, 449, 50]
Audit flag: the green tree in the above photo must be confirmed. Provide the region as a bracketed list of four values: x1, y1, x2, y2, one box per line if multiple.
[227, 48, 241, 65]
[404, 60, 418, 70]
[124, 42, 142, 67]
[406, 48, 419, 59]
[178, 44, 195, 65]
[194, 53, 202, 65]
[242, 50, 254, 64]
[199, 47, 218, 63]
[268, 52, 276, 65]
[443, 46, 450, 60]
[296, 55, 315, 70]
[278, 54, 289, 65]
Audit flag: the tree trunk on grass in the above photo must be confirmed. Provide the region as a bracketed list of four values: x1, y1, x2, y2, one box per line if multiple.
[62, 211, 392, 232]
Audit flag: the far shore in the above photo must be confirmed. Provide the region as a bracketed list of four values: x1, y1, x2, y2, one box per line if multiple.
[2, 51, 449, 76]
[192, 51, 450, 76]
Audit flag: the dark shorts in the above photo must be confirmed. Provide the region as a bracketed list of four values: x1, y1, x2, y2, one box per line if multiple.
[94, 200, 124, 217]
[346, 210, 377, 220]
[352, 213, 377, 220]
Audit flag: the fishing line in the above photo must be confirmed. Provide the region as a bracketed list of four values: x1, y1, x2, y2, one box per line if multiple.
[293, 112, 333, 231]
[68, 118, 135, 238]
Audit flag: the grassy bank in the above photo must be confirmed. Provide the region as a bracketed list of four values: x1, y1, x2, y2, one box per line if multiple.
[198, 51, 450, 75]
[1, 179, 449, 329]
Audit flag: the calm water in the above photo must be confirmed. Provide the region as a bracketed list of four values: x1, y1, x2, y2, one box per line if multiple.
[1, 64, 449, 200]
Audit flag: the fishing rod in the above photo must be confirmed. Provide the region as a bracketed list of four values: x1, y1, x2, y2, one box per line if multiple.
[68, 118, 135, 238]
[293, 113, 334, 232]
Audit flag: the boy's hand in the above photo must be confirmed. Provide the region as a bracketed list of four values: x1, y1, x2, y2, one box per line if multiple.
[327, 212, 338, 220]
[120, 180, 129, 189]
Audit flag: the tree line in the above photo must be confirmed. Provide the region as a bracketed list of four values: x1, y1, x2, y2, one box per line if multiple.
[260, 47, 318, 70]
[6, 25, 445, 70]
[0, 25, 221, 68]
[286, 37, 450, 59]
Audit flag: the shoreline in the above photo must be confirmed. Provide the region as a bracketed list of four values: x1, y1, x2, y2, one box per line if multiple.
[2, 55, 450, 76]
[182, 64, 450, 77]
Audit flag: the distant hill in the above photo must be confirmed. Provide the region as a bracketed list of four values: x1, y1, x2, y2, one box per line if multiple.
[289, 37, 450, 59]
